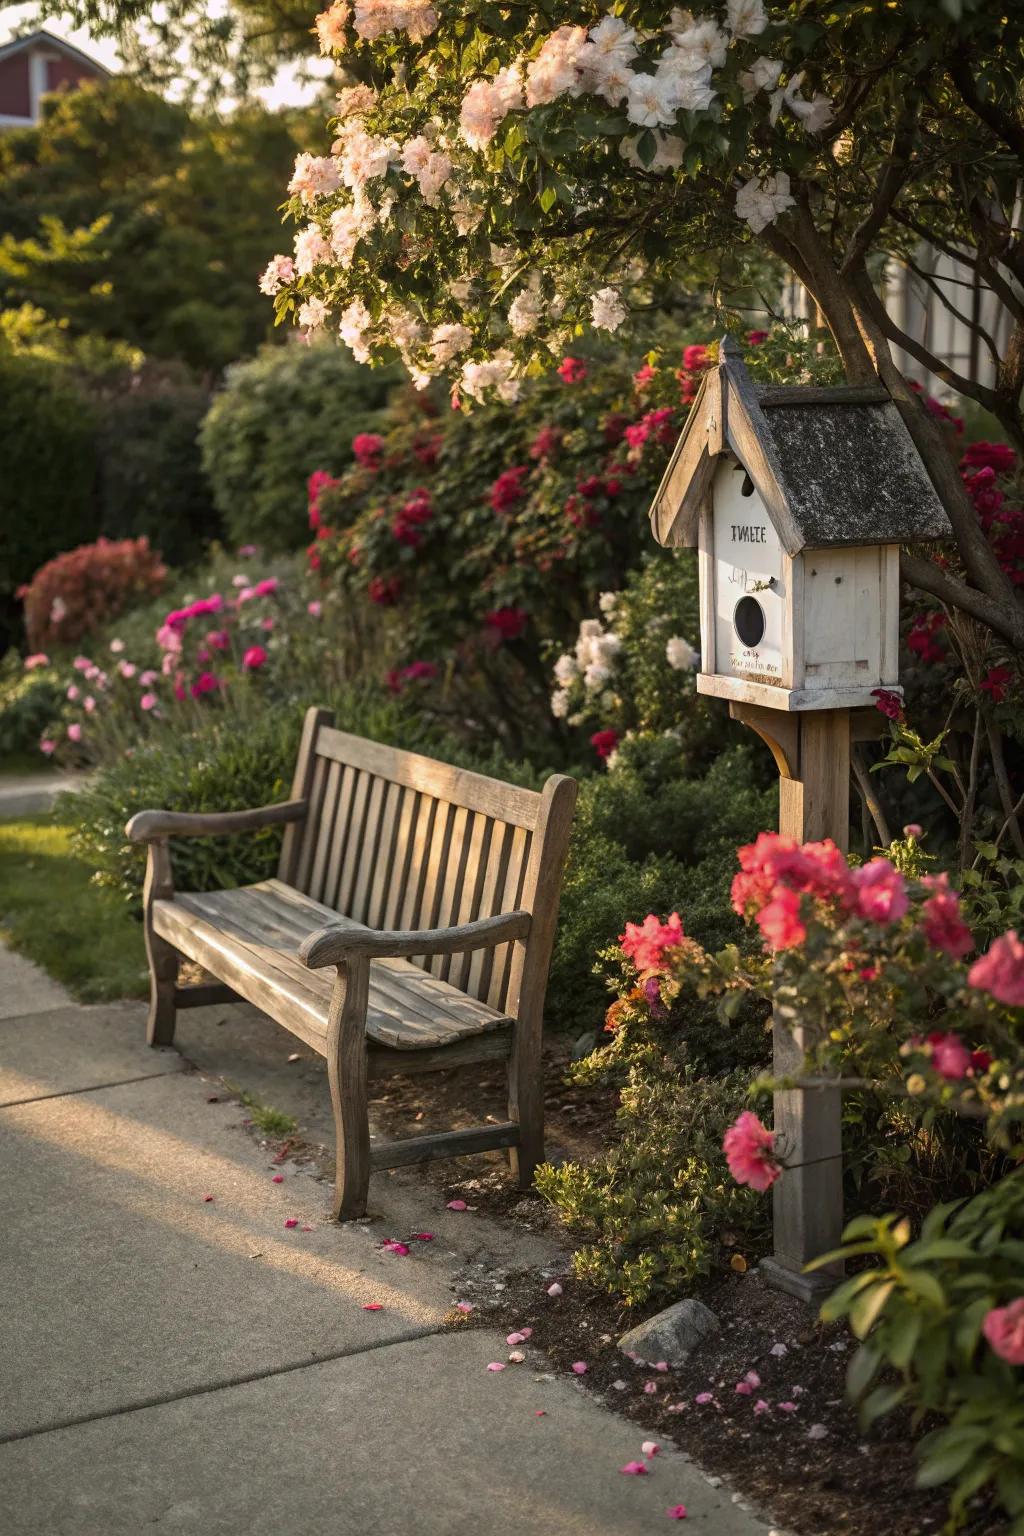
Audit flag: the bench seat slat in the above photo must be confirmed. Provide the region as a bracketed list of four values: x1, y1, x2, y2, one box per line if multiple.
[152, 881, 513, 1053]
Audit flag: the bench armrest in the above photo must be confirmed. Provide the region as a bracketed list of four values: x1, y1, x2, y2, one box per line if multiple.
[299, 910, 532, 970]
[126, 800, 308, 843]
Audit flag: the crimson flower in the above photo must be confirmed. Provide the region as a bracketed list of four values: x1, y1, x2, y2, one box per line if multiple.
[980, 666, 1012, 703]
[484, 606, 528, 642]
[589, 728, 619, 761]
[557, 356, 587, 384]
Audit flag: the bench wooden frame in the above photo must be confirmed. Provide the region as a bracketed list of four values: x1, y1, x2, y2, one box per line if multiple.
[126, 707, 576, 1219]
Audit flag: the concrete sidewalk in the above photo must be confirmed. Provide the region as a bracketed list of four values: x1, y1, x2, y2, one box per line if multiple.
[0, 947, 777, 1535]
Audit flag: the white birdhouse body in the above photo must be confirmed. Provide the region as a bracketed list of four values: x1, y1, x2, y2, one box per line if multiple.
[650, 340, 950, 714]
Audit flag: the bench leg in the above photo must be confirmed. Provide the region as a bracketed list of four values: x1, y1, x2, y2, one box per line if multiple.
[507, 1014, 544, 1190]
[327, 959, 372, 1221]
[146, 931, 179, 1047]
[142, 837, 178, 1047]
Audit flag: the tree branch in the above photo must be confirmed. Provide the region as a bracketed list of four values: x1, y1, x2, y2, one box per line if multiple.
[948, 57, 1024, 163]
[840, 101, 920, 277]
[901, 552, 1024, 649]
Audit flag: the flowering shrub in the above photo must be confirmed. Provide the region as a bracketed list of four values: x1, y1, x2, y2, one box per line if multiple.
[19, 538, 167, 652]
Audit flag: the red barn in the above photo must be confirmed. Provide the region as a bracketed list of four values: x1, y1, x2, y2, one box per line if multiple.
[0, 29, 110, 129]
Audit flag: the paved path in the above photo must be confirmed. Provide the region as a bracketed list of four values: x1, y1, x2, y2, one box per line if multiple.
[0, 946, 777, 1535]
[0, 770, 86, 820]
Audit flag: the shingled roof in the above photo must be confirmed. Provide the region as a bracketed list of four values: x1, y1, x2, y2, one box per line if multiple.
[650, 337, 951, 555]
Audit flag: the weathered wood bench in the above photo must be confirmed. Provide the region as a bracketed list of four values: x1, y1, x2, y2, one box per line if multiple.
[126, 707, 576, 1219]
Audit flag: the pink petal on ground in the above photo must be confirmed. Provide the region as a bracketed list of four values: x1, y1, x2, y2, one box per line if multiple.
[301, 1225, 313, 1232]
[666, 1403, 686, 1414]
[486, 1363, 506, 1372]
[202, 1194, 214, 1202]
[362, 1303, 384, 1311]
[271, 1174, 284, 1183]
[547, 1282, 563, 1297]
[410, 1232, 434, 1241]
[508, 1351, 526, 1364]
[382, 1240, 410, 1255]
[695, 1393, 714, 1405]
[520, 1327, 533, 1339]
[455, 1302, 474, 1314]
[534, 1410, 546, 1417]
[753, 1399, 770, 1416]
[643, 1383, 658, 1395]
[666, 1506, 688, 1520]
[735, 1381, 753, 1396]
[446, 1200, 468, 1211]
[507, 1332, 527, 1346]
[652, 1361, 669, 1372]
[642, 1441, 660, 1458]
[744, 1370, 761, 1388]
[777, 1401, 798, 1414]
[284, 1218, 299, 1228]
[571, 1362, 588, 1375]
[620, 1462, 648, 1476]
[625, 1351, 641, 1362]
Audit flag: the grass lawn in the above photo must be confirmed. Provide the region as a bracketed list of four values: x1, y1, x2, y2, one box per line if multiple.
[0, 818, 149, 1003]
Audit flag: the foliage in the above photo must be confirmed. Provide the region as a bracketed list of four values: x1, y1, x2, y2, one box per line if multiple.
[536, 1066, 770, 1307]
[199, 342, 398, 551]
[0, 655, 63, 760]
[20, 537, 167, 654]
[95, 373, 219, 566]
[0, 818, 148, 1002]
[0, 80, 317, 372]
[0, 345, 99, 649]
[817, 1174, 1024, 1534]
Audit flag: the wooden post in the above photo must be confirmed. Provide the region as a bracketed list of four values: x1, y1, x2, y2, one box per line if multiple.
[731, 703, 848, 1302]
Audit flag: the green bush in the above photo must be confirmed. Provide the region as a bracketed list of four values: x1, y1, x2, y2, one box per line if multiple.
[0, 655, 63, 760]
[820, 1171, 1024, 1532]
[0, 348, 98, 649]
[97, 375, 219, 566]
[199, 343, 397, 552]
[536, 1066, 770, 1308]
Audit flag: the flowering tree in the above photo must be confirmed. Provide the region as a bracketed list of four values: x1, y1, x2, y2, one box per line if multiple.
[264, 0, 1024, 654]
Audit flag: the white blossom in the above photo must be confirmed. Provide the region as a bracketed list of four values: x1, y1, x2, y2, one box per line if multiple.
[735, 171, 795, 233]
[335, 122, 395, 189]
[553, 652, 578, 685]
[583, 661, 612, 691]
[666, 635, 699, 670]
[460, 66, 523, 149]
[769, 71, 835, 133]
[591, 286, 628, 333]
[525, 25, 589, 106]
[339, 297, 374, 362]
[352, 0, 437, 43]
[430, 322, 473, 366]
[726, 0, 768, 38]
[598, 592, 618, 616]
[298, 296, 331, 330]
[626, 72, 680, 128]
[294, 224, 332, 276]
[508, 284, 545, 337]
[665, 16, 728, 69]
[315, 2, 351, 53]
[550, 687, 571, 719]
[460, 349, 519, 402]
[288, 153, 341, 205]
[739, 56, 782, 101]
[259, 254, 294, 296]
[336, 83, 376, 118]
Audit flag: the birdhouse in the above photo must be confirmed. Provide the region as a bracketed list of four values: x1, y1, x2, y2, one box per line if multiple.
[649, 338, 950, 712]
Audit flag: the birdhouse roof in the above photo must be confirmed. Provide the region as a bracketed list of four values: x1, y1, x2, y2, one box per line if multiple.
[649, 337, 951, 555]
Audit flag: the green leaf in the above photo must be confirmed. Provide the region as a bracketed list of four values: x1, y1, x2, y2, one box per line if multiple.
[899, 1268, 947, 1309]
[846, 1341, 882, 1400]
[850, 1279, 895, 1339]
[888, 1310, 923, 1371]
[538, 186, 557, 214]
[860, 1383, 906, 1427]
[916, 1435, 987, 1488]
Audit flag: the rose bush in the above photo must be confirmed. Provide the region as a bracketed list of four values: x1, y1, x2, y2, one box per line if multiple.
[19, 537, 167, 654]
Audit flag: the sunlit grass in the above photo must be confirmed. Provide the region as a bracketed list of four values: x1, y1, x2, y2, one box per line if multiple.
[0, 817, 148, 1002]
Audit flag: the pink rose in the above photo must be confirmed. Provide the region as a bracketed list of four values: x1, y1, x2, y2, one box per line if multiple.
[968, 931, 1024, 1006]
[39, 737, 56, 756]
[307, 600, 322, 617]
[140, 693, 158, 711]
[928, 1031, 971, 1080]
[24, 653, 49, 669]
[242, 646, 268, 671]
[853, 858, 908, 923]
[982, 1299, 1024, 1365]
[619, 912, 685, 974]
[723, 1111, 781, 1192]
[756, 886, 806, 951]
[922, 886, 973, 959]
[67, 723, 82, 743]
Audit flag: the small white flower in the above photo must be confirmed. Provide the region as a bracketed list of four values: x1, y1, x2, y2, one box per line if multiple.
[598, 592, 618, 616]
[550, 687, 571, 719]
[298, 297, 331, 330]
[553, 653, 578, 685]
[591, 286, 628, 333]
[735, 171, 795, 234]
[726, 0, 768, 38]
[666, 635, 699, 670]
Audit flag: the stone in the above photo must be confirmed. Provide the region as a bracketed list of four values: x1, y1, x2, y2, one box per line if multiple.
[571, 1029, 601, 1060]
[618, 1299, 720, 1367]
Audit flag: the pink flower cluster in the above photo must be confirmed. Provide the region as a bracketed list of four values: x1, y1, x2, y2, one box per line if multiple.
[983, 1298, 1024, 1365]
[392, 488, 433, 547]
[619, 911, 684, 973]
[353, 432, 385, 469]
[386, 659, 438, 694]
[490, 465, 529, 515]
[969, 930, 1024, 1006]
[723, 1111, 781, 1192]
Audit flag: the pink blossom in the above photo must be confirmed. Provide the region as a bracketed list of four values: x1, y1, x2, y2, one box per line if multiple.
[777, 1401, 798, 1413]
[362, 1302, 384, 1311]
[643, 1382, 658, 1395]
[271, 1174, 284, 1183]
[446, 1199, 468, 1211]
[620, 912, 685, 974]
[571, 1361, 587, 1375]
[353, 432, 385, 468]
[140, 692, 158, 711]
[695, 1392, 714, 1405]
[24, 653, 49, 669]
[140, 670, 158, 686]
[922, 880, 973, 959]
[39, 737, 56, 756]
[723, 1111, 781, 1191]
[307, 601, 322, 617]
[260, 617, 275, 632]
[619, 1462, 648, 1476]
[982, 1299, 1024, 1364]
[642, 1441, 660, 1457]
[206, 630, 230, 651]
[756, 887, 807, 950]
[66, 685, 79, 701]
[84, 696, 96, 713]
[484, 606, 528, 643]
[486, 1362, 506, 1372]
[652, 1361, 669, 1372]
[118, 661, 137, 679]
[239, 544, 258, 557]
[852, 858, 908, 923]
[968, 931, 1024, 1005]
[73, 655, 92, 671]
[735, 1381, 753, 1396]
[546, 1283, 563, 1297]
[666, 1507, 688, 1520]
[557, 356, 587, 384]
[743, 1370, 760, 1388]
[191, 672, 220, 698]
[67, 723, 82, 743]
[381, 1239, 410, 1255]
[928, 1031, 972, 1080]
[242, 646, 268, 671]
[455, 1302, 474, 1313]
[284, 1218, 299, 1228]
[753, 1399, 771, 1416]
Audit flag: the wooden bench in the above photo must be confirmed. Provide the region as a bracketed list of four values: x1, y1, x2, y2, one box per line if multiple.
[126, 707, 576, 1219]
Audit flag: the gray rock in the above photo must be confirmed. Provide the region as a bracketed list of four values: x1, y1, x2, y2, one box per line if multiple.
[618, 1299, 720, 1366]
[571, 1029, 601, 1060]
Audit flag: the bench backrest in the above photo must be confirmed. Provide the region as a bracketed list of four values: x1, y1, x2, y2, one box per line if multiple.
[278, 709, 576, 1014]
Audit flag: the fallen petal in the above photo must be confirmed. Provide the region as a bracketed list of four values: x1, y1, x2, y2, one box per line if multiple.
[807, 1424, 828, 1441]
[507, 1332, 527, 1346]
[620, 1462, 648, 1476]
[612, 1380, 628, 1391]
[643, 1382, 658, 1395]
[534, 1410, 546, 1417]
[642, 1441, 660, 1458]
[571, 1361, 587, 1375]
[508, 1350, 526, 1363]
[284, 1218, 299, 1228]
[666, 1402, 686, 1413]
[695, 1392, 714, 1405]
[753, 1400, 770, 1417]
[410, 1232, 434, 1242]
[446, 1199, 468, 1211]
[666, 1506, 688, 1520]
[770, 1343, 788, 1357]
[520, 1327, 533, 1339]
[202, 1194, 214, 1202]
[653, 1361, 669, 1372]
[362, 1303, 384, 1311]
[735, 1382, 753, 1396]
[546, 1282, 563, 1297]
[777, 1401, 798, 1414]
[486, 1362, 506, 1372]
[455, 1302, 474, 1314]
[271, 1174, 284, 1183]
[744, 1370, 761, 1389]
